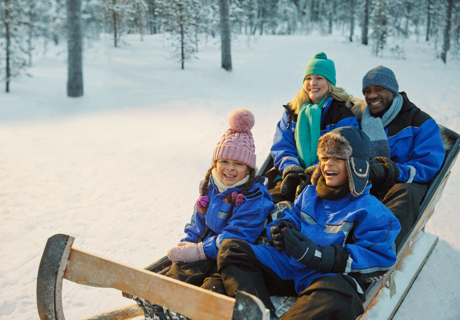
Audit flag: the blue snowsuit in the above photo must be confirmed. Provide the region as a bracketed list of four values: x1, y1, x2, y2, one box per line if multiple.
[250, 184, 400, 294]
[271, 98, 359, 174]
[182, 177, 275, 260]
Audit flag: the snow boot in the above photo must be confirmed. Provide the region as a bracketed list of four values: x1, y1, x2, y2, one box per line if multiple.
[134, 297, 168, 320]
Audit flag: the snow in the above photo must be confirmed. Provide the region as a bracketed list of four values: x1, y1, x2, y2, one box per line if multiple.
[1, 33, 459, 320]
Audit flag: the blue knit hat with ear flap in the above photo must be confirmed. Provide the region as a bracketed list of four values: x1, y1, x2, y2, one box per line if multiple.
[303, 52, 336, 86]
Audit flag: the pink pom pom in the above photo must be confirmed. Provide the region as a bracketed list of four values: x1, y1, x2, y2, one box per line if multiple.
[231, 192, 245, 206]
[228, 109, 255, 133]
[196, 195, 209, 208]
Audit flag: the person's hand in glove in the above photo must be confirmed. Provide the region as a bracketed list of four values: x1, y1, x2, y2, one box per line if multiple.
[167, 241, 206, 263]
[295, 165, 317, 197]
[280, 166, 304, 200]
[282, 228, 348, 273]
[369, 157, 400, 198]
[270, 219, 296, 252]
[369, 159, 387, 185]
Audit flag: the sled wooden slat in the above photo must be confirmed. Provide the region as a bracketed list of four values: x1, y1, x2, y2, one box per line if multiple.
[65, 247, 236, 320]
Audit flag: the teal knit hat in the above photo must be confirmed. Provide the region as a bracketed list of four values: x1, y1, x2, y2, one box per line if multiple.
[303, 52, 336, 86]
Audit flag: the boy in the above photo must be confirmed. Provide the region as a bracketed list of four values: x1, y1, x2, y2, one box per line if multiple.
[217, 126, 401, 320]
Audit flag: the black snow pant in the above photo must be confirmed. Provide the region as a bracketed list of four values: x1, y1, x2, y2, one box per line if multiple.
[378, 182, 428, 251]
[165, 259, 226, 294]
[217, 239, 365, 320]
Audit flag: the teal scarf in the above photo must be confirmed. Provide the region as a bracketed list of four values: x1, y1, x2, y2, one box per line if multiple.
[295, 98, 326, 168]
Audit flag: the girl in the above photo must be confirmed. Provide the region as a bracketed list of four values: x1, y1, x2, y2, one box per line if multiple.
[138, 109, 275, 320]
[270, 52, 359, 203]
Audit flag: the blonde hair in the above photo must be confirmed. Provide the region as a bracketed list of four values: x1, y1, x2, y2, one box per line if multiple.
[287, 80, 353, 114]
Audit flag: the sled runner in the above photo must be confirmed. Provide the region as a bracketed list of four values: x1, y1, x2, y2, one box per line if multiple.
[36, 125, 459, 320]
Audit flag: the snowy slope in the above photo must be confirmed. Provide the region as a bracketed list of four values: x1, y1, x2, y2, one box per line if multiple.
[0, 33, 459, 320]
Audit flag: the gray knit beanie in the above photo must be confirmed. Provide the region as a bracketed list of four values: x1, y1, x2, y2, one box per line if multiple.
[362, 65, 399, 94]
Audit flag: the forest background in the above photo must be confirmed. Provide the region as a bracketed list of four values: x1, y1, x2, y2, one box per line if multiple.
[1, 0, 459, 94]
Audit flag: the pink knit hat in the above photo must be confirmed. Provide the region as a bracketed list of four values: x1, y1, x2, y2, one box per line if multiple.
[212, 109, 256, 168]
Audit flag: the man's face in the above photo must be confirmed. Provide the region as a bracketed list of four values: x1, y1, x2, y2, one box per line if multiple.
[363, 85, 396, 115]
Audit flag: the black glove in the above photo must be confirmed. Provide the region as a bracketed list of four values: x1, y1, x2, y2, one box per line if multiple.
[370, 157, 400, 198]
[280, 166, 304, 199]
[369, 159, 386, 185]
[282, 228, 348, 273]
[270, 219, 296, 252]
[295, 166, 317, 197]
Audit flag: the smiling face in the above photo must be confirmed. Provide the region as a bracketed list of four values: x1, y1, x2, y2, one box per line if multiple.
[303, 74, 329, 104]
[216, 159, 249, 186]
[319, 156, 348, 187]
[363, 85, 396, 115]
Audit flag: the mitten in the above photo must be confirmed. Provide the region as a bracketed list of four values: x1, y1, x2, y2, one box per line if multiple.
[281, 166, 304, 199]
[282, 228, 349, 273]
[167, 242, 206, 263]
[270, 219, 297, 252]
[295, 166, 317, 197]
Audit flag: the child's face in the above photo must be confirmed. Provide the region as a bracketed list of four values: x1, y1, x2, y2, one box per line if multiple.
[319, 156, 348, 187]
[216, 159, 249, 186]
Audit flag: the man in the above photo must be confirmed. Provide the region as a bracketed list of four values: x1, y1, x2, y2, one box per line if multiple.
[355, 65, 445, 250]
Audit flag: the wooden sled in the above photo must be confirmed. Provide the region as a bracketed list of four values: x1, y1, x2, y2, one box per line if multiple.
[36, 125, 459, 320]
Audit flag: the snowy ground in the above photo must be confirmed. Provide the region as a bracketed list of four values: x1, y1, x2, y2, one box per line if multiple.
[0, 33, 459, 320]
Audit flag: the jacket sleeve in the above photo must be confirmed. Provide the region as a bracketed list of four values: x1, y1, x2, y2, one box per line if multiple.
[343, 203, 401, 280]
[396, 118, 445, 183]
[271, 110, 301, 174]
[181, 205, 207, 243]
[202, 195, 273, 260]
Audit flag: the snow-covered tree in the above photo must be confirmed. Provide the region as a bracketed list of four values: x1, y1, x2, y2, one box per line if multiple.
[159, 0, 202, 69]
[370, 0, 389, 56]
[0, 0, 28, 92]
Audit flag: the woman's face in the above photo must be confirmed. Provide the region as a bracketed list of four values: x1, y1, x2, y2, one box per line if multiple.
[216, 159, 249, 186]
[319, 156, 348, 187]
[303, 74, 329, 104]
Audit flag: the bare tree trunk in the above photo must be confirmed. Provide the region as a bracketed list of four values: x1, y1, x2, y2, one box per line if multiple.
[441, 0, 453, 63]
[349, 0, 354, 42]
[180, 23, 184, 70]
[426, 0, 431, 41]
[4, 0, 10, 92]
[362, 0, 369, 45]
[219, 0, 232, 71]
[112, 0, 118, 47]
[67, 0, 83, 97]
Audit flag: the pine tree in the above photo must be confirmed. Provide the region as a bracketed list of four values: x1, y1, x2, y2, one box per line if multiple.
[370, 0, 389, 56]
[0, 0, 28, 92]
[159, 0, 202, 69]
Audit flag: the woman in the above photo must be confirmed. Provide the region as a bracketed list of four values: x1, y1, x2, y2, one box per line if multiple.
[270, 52, 359, 203]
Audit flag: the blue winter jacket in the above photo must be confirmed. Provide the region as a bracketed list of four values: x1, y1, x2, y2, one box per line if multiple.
[182, 177, 275, 260]
[250, 184, 400, 294]
[381, 93, 445, 183]
[271, 98, 359, 174]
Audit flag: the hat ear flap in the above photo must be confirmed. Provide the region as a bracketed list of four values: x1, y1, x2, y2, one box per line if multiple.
[311, 166, 322, 185]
